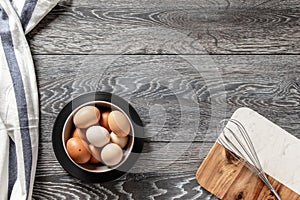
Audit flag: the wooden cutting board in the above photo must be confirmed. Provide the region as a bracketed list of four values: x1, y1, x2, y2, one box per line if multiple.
[196, 142, 300, 200]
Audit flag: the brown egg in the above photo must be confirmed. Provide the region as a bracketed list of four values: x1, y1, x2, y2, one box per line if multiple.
[72, 128, 87, 141]
[73, 106, 101, 129]
[88, 144, 101, 163]
[99, 111, 111, 131]
[108, 110, 130, 137]
[66, 137, 91, 164]
[89, 156, 100, 164]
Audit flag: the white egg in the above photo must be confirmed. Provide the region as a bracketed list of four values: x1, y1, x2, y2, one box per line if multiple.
[86, 126, 110, 147]
[101, 143, 123, 166]
[110, 132, 128, 148]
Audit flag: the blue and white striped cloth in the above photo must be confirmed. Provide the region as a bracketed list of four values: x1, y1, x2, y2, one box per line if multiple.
[0, 0, 58, 199]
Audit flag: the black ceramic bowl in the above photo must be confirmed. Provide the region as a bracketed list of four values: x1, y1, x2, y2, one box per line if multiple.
[52, 92, 144, 182]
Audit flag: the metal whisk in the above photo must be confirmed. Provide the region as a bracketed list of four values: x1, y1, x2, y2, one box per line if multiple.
[217, 119, 281, 200]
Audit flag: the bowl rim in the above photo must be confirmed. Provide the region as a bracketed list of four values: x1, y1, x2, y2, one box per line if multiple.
[62, 100, 135, 173]
[52, 91, 144, 182]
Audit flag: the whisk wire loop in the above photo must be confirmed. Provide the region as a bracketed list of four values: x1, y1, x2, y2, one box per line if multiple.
[217, 119, 281, 200]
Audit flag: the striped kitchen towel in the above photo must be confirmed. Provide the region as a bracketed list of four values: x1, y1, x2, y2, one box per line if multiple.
[0, 0, 59, 199]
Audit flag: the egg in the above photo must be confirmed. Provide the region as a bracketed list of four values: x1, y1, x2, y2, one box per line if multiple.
[88, 144, 101, 163]
[73, 106, 100, 129]
[99, 111, 111, 131]
[108, 110, 130, 137]
[101, 143, 123, 166]
[89, 156, 100, 164]
[72, 128, 87, 141]
[86, 126, 110, 147]
[66, 137, 91, 164]
[110, 132, 128, 148]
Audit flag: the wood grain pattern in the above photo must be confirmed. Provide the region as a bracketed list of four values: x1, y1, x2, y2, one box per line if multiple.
[33, 173, 217, 200]
[196, 143, 300, 200]
[33, 54, 300, 199]
[62, 0, 300, 9]
[27, 0, 300, 55]
[34, 55, 300, 142]
[33, 142, 217, 200]
[35, 142, 213, 175]
[30, 0, 300, 198]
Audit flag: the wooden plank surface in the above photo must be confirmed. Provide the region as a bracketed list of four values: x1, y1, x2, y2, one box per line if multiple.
[196, 143, 300, 200]
[27, 0, 300, 55]
[33, 172, 216, 200]
[34, 55, 300, 142]
[33, 54, 300, 199]
[30, 0, 300, 199]
[33, 142, 217, 199]
[35, 142, 214, 174]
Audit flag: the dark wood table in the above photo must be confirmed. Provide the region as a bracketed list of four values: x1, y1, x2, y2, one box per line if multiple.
[30, 0, 299, 199]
